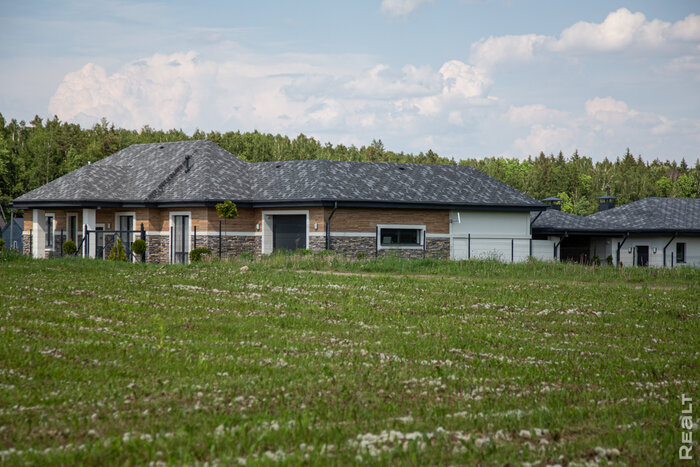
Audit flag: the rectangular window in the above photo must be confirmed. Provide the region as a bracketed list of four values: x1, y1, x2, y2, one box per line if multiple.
[676, 242, 686, 263]
[45, 214, 55, 249]
[67, 214, 78, 244]
[378, 225, 425, 248]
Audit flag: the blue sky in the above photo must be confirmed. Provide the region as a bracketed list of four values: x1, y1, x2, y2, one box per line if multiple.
[1, 0, 699, 162]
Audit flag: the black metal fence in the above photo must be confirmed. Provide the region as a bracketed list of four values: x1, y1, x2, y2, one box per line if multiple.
[78, 223, 146, 262]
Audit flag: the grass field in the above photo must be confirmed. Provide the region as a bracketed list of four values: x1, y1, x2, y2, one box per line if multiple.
[0, 253, 698, 465]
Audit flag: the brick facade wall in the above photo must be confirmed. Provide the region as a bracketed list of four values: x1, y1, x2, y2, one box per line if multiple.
[21, 206, 456, 261]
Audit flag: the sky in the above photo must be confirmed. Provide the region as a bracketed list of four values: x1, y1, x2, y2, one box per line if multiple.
[1, 0, 699, 163]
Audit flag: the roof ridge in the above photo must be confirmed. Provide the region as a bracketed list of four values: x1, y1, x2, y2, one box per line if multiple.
[145, 153, 191, 201]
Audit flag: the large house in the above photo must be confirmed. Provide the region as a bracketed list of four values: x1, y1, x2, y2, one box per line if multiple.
[11, 140, 547, 263]
[531, 197, 700, 267]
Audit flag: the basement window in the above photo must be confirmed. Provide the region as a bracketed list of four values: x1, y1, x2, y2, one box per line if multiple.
[377, 224, 425, 249]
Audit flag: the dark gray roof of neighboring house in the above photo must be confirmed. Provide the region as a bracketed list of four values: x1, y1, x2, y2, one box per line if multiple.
[532, 198, 700, 235]
[12, 140, 544, 210]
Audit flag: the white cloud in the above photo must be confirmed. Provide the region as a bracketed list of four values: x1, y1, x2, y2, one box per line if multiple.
[470, 34, 549, 69]
[380, 0, 433, 18]
[584, 97, 637, 125]
[471, 9, 700, 69]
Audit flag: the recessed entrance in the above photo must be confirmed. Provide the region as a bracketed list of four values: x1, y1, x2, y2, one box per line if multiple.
[636, 245, 649, 267]
[272, 215, 306, 251]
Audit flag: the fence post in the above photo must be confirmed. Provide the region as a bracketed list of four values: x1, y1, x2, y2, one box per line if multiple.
[511, 238, 514, 263]
[671, 252, 674, 268]
[140, 223, 146, 263]
[529, 238, 532, 258]
[194, 225, 197, 250]
[219, 220, 222, 259]
[84, 224, 88, 257]
[467, 234, 471, 260]
[170, 226, 174, 263]
[61, 229, 64, 257]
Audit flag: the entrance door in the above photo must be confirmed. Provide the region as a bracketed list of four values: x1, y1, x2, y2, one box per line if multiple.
[273, 215, 306, 251]
[172, 215, 189, 264]
[636, 246, 649, 267]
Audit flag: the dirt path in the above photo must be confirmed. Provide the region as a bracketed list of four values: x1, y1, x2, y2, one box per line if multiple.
[294, 269, 691, 290]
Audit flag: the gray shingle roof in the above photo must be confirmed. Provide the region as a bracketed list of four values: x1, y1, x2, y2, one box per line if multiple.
[13, 140, 543, 210]
[532, 198, 700, 234]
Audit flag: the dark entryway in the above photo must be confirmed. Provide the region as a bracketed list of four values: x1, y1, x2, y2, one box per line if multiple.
[559, 236, 590, 263]
[273, 215, 306, 251]
[636, 245, 649, 267]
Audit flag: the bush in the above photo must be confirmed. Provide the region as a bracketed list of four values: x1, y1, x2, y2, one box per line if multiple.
[0, 238, 5, 253]
[108, 237, 129, 262]
[190, 248, 212, 262]
[131, 239, 147, 255]
[62, 239, 77, 255]
[356, 252, 367, 260]
[606, 255, 613, 266]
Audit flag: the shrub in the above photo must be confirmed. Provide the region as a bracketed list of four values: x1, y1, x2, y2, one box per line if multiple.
[190, 248, 212, 262]
[62, 239, 77, 255]
[356, 252, 367, 260]
[605, 255, 613, 266]
[131, 239, 147, 255]
[108, 237, 129, 262]
[592, 254, 600, 266]
[0, 238, 5, 253]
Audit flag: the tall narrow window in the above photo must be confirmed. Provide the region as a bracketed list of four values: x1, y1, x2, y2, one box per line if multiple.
[117, 215, 134, 261]
[45, 214, 55, 249]
[67, 214, 78, 244]
[676, 242, 686, 263]
[172, 215, 190, 264]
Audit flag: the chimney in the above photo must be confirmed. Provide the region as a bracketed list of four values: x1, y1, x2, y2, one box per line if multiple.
[541, 196, 562, 211]
[598, 185, 616, 211]
[598, 195, 616, 211]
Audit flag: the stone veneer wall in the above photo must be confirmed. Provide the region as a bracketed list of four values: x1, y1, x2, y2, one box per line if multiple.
[308, 236, 326, 252]
[328, 235, 450, 259]
[23, 234, 31, 256]
[195, 235, 260, 259]
[146, 236, 169, 263]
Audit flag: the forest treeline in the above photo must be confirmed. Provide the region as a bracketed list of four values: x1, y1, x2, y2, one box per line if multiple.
[0, 114, 698, 219]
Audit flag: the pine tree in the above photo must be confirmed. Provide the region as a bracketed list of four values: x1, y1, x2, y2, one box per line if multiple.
[108, 237, 128, 262]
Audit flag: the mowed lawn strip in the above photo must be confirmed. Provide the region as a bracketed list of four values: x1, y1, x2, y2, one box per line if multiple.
[0, 254, 698, 465]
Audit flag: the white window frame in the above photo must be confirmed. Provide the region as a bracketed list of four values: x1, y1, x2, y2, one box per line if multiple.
[66, 212, 79, 244]
[45, 213, 55, 250]
[168, 211, 192, 263]
[261, 210, 310, 255]
[376, 224, 426, 250]
[115, 211, 137, 259]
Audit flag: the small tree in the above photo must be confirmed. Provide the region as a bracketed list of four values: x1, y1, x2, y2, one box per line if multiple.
[215, 200, 238, 220]
[62, 239, 77, 255]
[108, 237, 129, 262]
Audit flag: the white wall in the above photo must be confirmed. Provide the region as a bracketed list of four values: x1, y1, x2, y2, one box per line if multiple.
[611, 235, 700, 268]
[450, 210, 532, 261]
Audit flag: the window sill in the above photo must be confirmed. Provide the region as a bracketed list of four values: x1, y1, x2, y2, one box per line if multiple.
[378, 245, 424, 250]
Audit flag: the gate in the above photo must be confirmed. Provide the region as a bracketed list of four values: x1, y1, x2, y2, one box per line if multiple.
[78, 223, 146, 262]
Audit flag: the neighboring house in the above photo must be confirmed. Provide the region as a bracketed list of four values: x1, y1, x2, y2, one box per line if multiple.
[532, 197, 700, 267]
[1, 217, 23, 251]
[11, 140, 547, 263]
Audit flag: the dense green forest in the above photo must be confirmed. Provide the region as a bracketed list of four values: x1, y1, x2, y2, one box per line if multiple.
[0, 114, 698, 220]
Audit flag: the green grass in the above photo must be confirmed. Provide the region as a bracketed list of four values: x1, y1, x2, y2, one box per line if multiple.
[0, 254, 698, 465]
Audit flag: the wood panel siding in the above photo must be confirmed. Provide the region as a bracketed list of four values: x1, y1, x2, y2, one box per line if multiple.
[331, 208, 449, 234]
